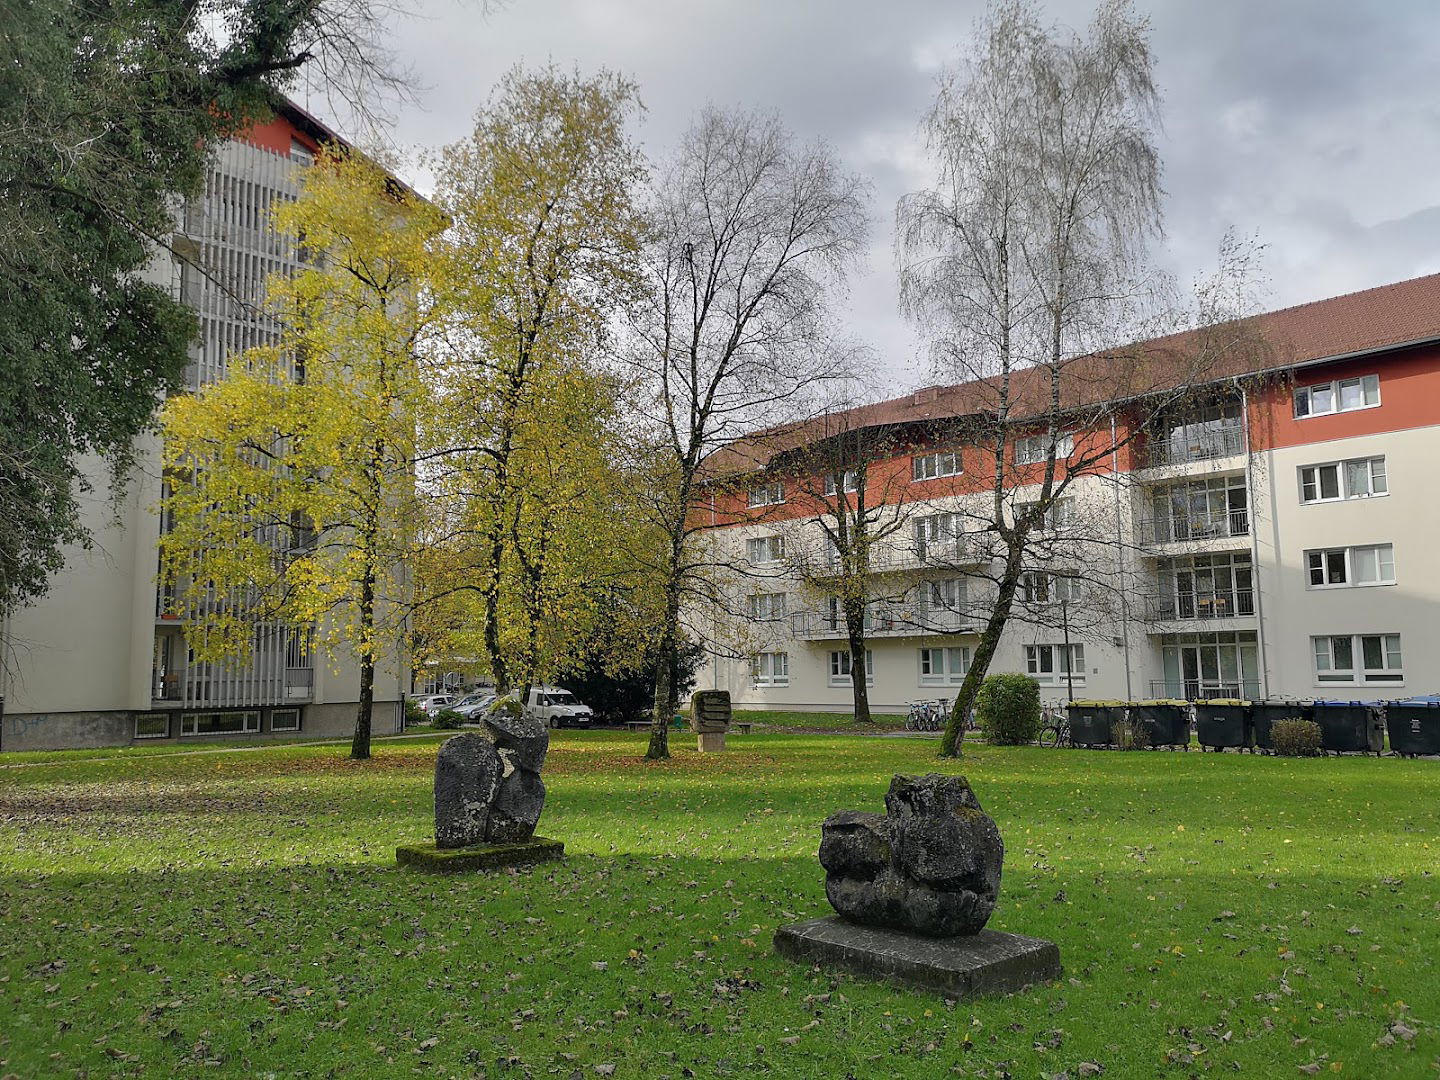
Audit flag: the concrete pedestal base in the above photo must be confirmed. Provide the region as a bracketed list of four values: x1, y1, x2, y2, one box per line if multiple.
[395, 836, 564, 873]
[774, 915, 1060, 999]
[696, 732, 727, 752]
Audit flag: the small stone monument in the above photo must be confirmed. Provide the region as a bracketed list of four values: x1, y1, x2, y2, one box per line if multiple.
[396, 699, 564, 872]
[692, 689, 731, 752]
[774, 773, 1059, 998]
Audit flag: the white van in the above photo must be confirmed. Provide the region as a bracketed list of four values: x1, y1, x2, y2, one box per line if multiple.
[525, 686, 594, 729]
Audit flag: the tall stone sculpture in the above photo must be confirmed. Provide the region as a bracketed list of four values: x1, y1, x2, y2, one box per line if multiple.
[397, 698, 564, 871]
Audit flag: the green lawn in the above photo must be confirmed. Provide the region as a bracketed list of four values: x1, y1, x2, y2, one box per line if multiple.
[1, 733, 1437, 1077]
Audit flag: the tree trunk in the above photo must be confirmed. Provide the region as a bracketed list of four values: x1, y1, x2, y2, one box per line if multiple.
[351, 559, 377, 761]
[647, 633, 673, 760]
[845, 601, 871, 724]
[939, 540, 1025, 757]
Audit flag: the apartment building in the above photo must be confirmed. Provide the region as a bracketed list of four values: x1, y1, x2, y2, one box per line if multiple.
[0, 101, 405, 751]
[695, 275, 1440, 713]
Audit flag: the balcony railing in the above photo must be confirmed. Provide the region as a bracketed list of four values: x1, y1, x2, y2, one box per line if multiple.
[1149, 679, 1260, 702]
[793, 607, 974, 640]
[810, 538, 971, 576]
[285, 667, 315, 701]
[1143, 588, 1255, 622]
[1144, 425, 1244, 468]
[1137, 508, 1250, 546]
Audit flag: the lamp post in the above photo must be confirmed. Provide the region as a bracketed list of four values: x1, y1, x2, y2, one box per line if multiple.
[1061, 599, 1075, 704]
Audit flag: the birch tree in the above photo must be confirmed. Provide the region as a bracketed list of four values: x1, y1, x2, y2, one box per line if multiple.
[898, 0, 1263, 756]
[630, 108, 869, 760]
[423, 67, 649, 699]
[160, 148, 441, 760]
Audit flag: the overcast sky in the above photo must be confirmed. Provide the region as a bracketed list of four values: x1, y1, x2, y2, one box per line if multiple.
[296, 0, 1440, 388]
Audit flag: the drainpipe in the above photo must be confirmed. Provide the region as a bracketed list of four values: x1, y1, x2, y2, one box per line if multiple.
[1110, 414, 1134, 701]
[1242, 385, 1270, 700]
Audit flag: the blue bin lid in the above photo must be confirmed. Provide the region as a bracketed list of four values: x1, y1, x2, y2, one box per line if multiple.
[1313, 699, 1382, 708]
[1390, 694, 1440, 707]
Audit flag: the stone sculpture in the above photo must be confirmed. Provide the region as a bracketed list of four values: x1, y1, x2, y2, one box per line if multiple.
[434, 700, 549, 848]
[819, 772, 1003, 938]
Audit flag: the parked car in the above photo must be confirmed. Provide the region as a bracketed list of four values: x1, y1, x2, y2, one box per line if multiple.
[411, 694, 455, 718]
[451, 692, 499, 721]
[524, 687, 594, 729]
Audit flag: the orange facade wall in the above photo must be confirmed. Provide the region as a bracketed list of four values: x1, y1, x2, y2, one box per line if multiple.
[240, 113, 322, 157]
[1250, 343, 1440, 451]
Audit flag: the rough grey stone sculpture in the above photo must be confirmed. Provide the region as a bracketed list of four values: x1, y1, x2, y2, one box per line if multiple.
[477, 702, 549, 843]
[819, 773, 1003, 938]
[691, 689, 732, 734]
[434, 733, 504, 848]
[433, 700, 550, 848]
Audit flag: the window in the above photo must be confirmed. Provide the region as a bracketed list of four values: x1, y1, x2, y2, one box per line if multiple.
[1156, 553, 1254, 620]
[270, 708, 301, 732]
[1299, 457, 1387, 503]
[824, 470, 859, 495]
[1294, 374, 1380, 417]
[1148, 477, 1247, 542]
[919, 577, 966, 612]
[912, 451, 961, 481]
[746, 535, 785, 564]
[829, 649, 875, 687]
[1015, 498, 1075, 532]
[1306, 544, 1395, 588]
[1313, 634, 1403, 684]
[913, 512, 963, 560]
[750, 652, 789, 687]
[181, 711, 261, 736]
[747, 481, 785, 507]
[1020, 572, 1081, 605]
[749, 592, 787, 620]
[134, 712, 170, 739]
[1014, 432, 1073, 466]
[1025, 643, 1085, 685]
[919, 647, 971, 686]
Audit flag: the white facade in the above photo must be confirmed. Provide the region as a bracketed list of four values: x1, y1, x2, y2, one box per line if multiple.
[697, 362, 1440, 714]
[0, 118, 403, 751]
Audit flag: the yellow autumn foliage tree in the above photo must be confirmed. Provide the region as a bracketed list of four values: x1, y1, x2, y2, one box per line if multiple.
[159, 147, 443, 759]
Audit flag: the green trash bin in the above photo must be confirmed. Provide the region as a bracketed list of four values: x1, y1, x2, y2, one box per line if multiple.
[1195, 699, 1250, 750]
[1312, 700, 1383, 753]
[1067, 700, 1126, 747]
[1249, 701, 1313, 752]
[1132, 700, 1190, 748]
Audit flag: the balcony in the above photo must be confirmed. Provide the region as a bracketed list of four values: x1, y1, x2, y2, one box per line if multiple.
[1137, 509, 1249, 548]
[1141, 589, 1255, 624]
[1149, 678, 1260, 702]
[1143, 425, 1244, 469]
[793, 607, 974, 640]
[285, 667, 314, 702]
[808, 539, 973, 577]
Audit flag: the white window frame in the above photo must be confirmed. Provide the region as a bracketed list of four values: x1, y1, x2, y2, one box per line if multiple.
[912, 451, 961, 481]
[748, 592, 787, 620]
[750, 652, 789, 687]
[1298, 457, 1387, 504]
[918, 646, 971, 686]
[1019, 571, 1081, 605]
[1294, 373, 1380, 418]
[1015, 497, 1075, 532]
[824, 470, 859, 496]
[134, 712, 171, 739]
[270, 708, 301, 732]
[1024, 643, 1086, 685]
[1014, 432, 1074, 466]
[913, 512, 963, 560]
[745, 534, 785, 564]
[1312, 633, 1403, 685]
[1305, 544, 1395, 589]
[747, 481, 785, 508]
[828, 649, 875, 687]
[180, 710, 261, 737]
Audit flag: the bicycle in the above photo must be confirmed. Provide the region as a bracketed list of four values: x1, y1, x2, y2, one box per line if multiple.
[905, 699, 949, 732]
[1038, 702, 1070, 748]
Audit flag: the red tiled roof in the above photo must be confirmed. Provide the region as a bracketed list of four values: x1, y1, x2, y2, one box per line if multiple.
[706, 272, 1440, 477]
